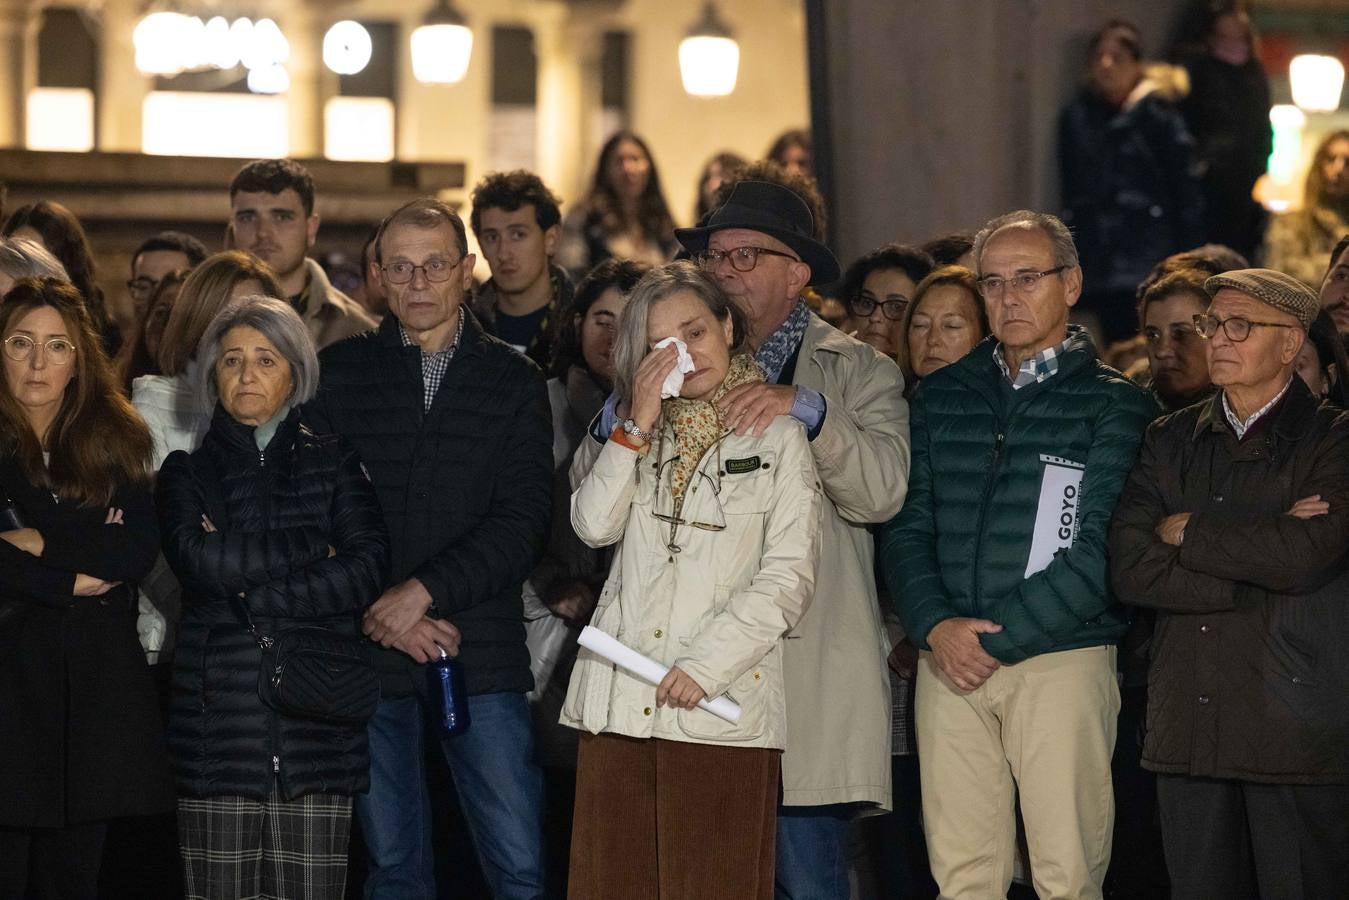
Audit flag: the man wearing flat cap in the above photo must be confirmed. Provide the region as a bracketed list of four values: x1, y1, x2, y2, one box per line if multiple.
[653, 171, 904, 896]
[1111, 268, 1349, 899]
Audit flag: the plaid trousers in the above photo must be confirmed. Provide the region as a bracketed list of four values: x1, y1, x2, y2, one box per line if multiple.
[178, 781, 352, 900]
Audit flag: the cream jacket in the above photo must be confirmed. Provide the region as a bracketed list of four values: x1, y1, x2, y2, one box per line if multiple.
[562, 417, 822, 749]
[779, 315, 908, 809]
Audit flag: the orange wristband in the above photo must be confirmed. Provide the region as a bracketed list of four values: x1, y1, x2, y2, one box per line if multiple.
[609, 426, 647, 452]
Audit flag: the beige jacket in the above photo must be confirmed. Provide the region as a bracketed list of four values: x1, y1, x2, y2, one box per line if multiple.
[298, 258, 379, 351]
[782, 315, 909, 809]
[563, 417, 823, 749]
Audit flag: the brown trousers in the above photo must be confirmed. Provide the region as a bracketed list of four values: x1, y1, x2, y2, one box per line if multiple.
[568, 732, 780, 900]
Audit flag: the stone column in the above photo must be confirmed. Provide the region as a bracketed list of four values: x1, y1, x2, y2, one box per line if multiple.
[0, 0, 40, 149]
[97, 0, 151, 152]
[534, 4, 605, 205]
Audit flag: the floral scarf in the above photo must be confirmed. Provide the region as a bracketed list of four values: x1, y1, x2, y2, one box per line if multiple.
[663, 353, 763, 510]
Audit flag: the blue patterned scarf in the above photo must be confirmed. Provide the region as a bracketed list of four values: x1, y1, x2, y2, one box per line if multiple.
[754, 298, 811, 384]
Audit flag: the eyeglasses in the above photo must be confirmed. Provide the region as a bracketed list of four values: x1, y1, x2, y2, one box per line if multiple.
[696, 246, 800, 274]
[976, 266, 1070, 298]
[3, 335, 76, 365]
[1193, 313, 1296, 343]
[848, 295, 909, 321]
[651, 456, 726, 553]
[381, 257, 461, 285]
[1142, 323, 1199, 346]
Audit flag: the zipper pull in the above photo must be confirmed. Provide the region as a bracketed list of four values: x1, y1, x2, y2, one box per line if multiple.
[272, 755, 280, 773]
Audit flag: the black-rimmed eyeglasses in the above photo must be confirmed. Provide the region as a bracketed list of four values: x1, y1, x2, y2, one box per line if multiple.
[1193, 313, 1296, 343]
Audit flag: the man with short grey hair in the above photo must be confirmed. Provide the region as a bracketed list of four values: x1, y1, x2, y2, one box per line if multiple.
[883, 210, 1156, 899]
[1111, 269, 1349, 899]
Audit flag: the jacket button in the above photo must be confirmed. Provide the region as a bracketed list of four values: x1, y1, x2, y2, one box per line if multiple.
[761, 462, 771, 470]
[654, 629, 662, 638]
[1200, 624, 1209, 633]
[753, 671, 761, 680]
[718, 470, 726, 477]
[1212, 494, 1223, 503]
[643, 707, 652, 716]
[1198, 694, 1210, 705]
[1291, 676, 1304, 685]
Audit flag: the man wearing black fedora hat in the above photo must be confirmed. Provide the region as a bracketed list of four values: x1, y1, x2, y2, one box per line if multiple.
[673, 176, 909, 897]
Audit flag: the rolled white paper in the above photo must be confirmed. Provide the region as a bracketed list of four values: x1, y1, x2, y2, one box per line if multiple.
[653, 336, 696, 399]
[578, 625, 743, 725]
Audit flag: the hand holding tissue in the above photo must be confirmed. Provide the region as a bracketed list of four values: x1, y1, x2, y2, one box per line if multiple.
[654, 337, 696, 399]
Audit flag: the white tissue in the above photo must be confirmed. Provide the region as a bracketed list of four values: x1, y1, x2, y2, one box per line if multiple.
[654, 337, 696, 399]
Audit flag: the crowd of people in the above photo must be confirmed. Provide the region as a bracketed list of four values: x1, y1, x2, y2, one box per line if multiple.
[1, 2, 1349, 898]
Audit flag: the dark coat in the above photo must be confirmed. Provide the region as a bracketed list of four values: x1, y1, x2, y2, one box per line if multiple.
[1110, 380, 1349, 784]
[0, 458, 172, 828]
[158, 407, 388, 801]
[1059, 77, 1205, 299]
[882, 328, 1157, 663]
[304, 311, 553, 697]
[1178, 52, 1272, 259]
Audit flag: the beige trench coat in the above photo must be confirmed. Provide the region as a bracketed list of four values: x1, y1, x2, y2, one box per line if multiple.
[563, 417, 823, 749]
[782, 315, 908, 809]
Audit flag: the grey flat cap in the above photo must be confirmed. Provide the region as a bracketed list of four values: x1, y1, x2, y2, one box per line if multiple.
[1204, 268, 1320, 329]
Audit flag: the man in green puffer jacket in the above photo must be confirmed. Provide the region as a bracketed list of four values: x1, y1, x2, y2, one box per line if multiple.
[880, 210, 1156, 900]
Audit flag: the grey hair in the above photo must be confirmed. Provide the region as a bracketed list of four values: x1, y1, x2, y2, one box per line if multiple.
[612, 259, 748, 402]
[971, 210, 1080, 276]
[195, 295, 319, 410]
[0, 237, 68, 285]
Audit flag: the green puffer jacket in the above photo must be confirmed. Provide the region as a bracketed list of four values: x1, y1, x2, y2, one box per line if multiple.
[881, 327, 1157, 664]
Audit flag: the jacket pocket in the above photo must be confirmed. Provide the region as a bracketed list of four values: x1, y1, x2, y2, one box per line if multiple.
[717, 450, 777, 516]
[675, 659, 771, 743]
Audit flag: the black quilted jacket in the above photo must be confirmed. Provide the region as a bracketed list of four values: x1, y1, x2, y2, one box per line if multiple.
[157, 407, 389, 800]
[304, 311, 553, 697]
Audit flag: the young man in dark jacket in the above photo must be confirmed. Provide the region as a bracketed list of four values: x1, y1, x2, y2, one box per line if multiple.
[305, 198, 553, 899]
[882, 210, 1155, 899]
[1110, 269, 1349, 899]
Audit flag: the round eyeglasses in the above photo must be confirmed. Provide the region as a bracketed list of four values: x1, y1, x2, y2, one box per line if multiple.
[3, 335, 76, 365]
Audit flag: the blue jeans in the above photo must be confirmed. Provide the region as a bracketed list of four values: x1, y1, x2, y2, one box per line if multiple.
[440, 691, 546, 900]
[775, 804, 853, 900]
[355, 696, 436, 900]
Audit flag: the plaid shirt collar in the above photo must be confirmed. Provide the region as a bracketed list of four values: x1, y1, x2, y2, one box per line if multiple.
[993, 335, 1073, 389]
[400, 312, 465, 412]
[1221, 377, 1292, 440]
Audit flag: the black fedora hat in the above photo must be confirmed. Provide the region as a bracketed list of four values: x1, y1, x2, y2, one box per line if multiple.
[675, 181, 840, 284]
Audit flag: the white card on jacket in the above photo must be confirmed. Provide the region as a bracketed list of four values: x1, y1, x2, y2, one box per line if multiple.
[1024, 454, 1085, 578]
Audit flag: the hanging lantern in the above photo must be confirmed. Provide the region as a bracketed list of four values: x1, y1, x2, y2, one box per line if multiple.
[1289, 54, 1345, 113]
[411, 0, 473, 84]
[679, 3, 739, 98]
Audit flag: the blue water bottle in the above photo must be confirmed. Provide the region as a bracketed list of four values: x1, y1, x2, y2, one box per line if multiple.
[430, 646, 470, 736]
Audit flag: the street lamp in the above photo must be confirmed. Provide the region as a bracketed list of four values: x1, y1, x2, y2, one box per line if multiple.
[679, 2, 739, 97]
[324, 20, 373, 76]
[411, 0, 473, 84]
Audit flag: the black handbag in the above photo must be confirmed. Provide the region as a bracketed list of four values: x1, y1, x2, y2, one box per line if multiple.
[191, 441, 380, 726]
[229, 590, 380, 725]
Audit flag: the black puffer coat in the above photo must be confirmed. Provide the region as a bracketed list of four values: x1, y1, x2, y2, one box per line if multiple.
[304, 311, 552, 697]
[0, 459, 172, 828]
[1110, 380, 1349, 784]
[157, 407, 389, 800]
